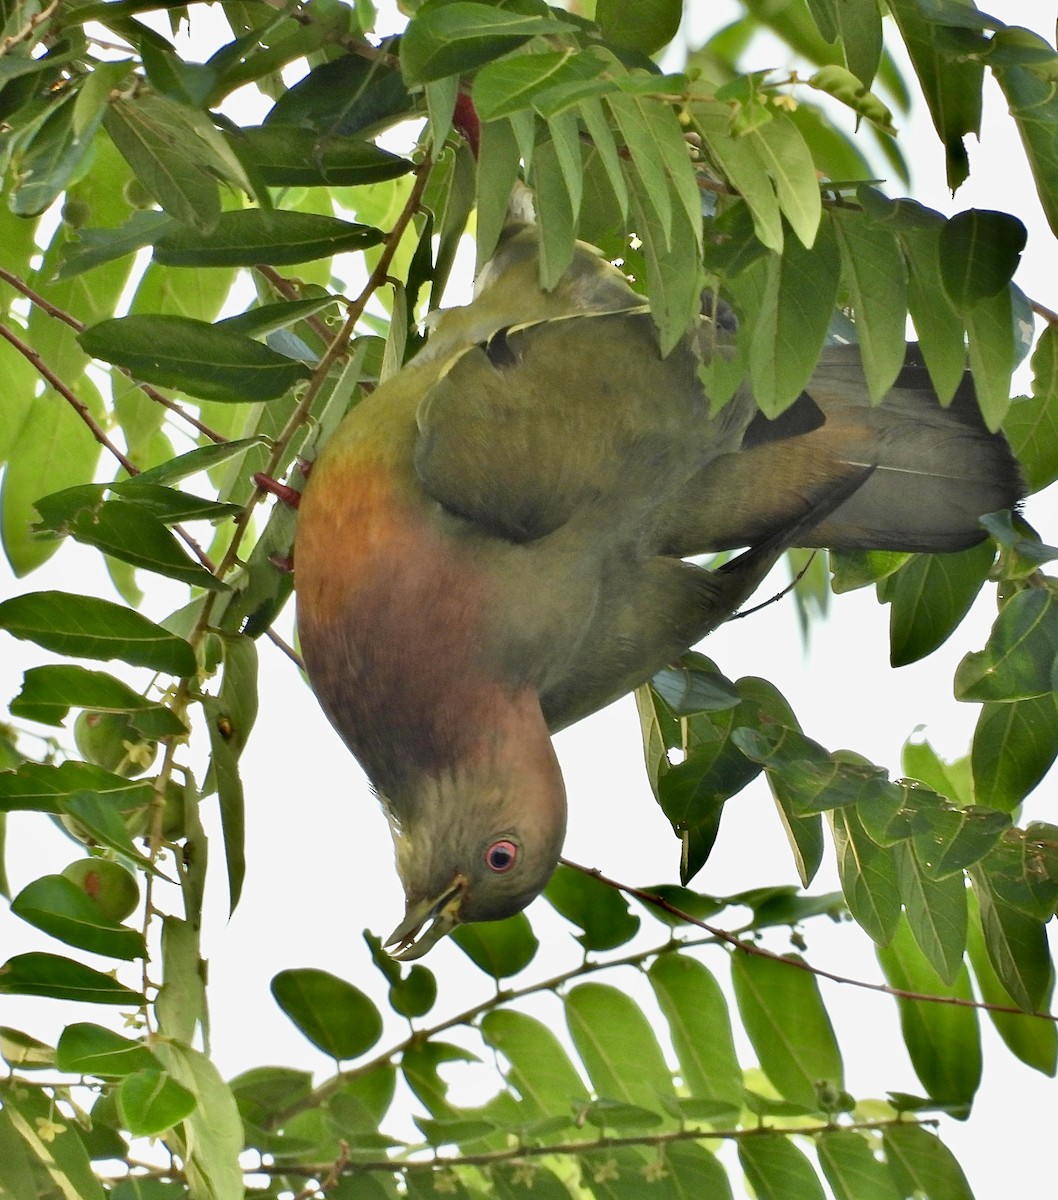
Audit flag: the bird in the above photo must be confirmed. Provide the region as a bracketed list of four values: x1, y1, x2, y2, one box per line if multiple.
[293, 224, 1023, 959]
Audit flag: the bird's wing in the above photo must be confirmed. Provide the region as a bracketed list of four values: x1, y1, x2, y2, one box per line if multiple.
[413, 308, 744, 542]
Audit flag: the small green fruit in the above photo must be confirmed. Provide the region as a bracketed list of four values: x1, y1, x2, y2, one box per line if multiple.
[74, 710, 157, 778]
[61, 198, 91, 228]
[61, 858, 139, 922]
[122, 177, 156, 209]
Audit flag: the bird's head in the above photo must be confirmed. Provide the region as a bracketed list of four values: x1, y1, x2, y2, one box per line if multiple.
[382, 689, 566, 959]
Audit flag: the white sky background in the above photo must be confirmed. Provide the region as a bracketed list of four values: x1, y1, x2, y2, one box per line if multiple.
[2, 1, 1058, 1195]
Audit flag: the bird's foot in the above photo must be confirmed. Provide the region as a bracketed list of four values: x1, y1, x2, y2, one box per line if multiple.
[268, 552, 295, 575]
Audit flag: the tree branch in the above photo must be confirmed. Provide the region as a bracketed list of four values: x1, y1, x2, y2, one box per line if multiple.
[562, 858, 1058, 1022]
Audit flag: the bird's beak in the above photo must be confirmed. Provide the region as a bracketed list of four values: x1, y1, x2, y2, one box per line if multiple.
[385, 873, 467, 960]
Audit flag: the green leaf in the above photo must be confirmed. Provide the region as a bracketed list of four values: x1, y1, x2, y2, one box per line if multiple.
[883, 542, 994, 667]
[271, 968, 383, 1060]
[543, 864, 639, 951]
[118, 1069, 197, 1136]
[876, 916, 981, 1112]
[831, 208, 907, 401]
[55, 1023, 158, 1077]
[829, 806, 901, 946]
[648, 953, 743, 1108]
[695, 103, 783, 253]
[731, 951, 842, 1109]
[0, 1079, 106, 1200]
[995, 63, 1058, 239]
[939, 209, 1027, 307]
[153, 1041, 244, 1200]
[400, 2, 576, 86]
[450, 911, 538, 977]
[650, 654, 739, 714]
[0, 590, 196, 674]
[903, 224, 967, 406]
[909, 802, 1009, 879]
[564, 982, 675, 1113]
[886, 0, 983, 189]
[746, 113, 823, 249]
[964, 284, 1016, 430]
[57, 792, 165, 876]
[0, 952, 144, 1005]
[1005, 325, 1058, 492]
[11, 875, 147, 961]
[153, 209, 384, 267]
[10, 665, 156, 726]
[883, 1124, 974, 1200]
[894, 841, 967, 985]
[229, 124, 411, 186]
[104, 95, 251, 232]
[818, 1128, 902, 1200]
[480, 1009, 585, 1125]
[970, 862, 1052, 1012]
[132, 436, 269, 487]
[955, 588, 1058, 702]
[971, 691, 1058, 811]
[596, 0, 680, 55]
[749, 217, 841, 415]
[473, 49, 599, 121]
[80, 315, 312, 403]
[0, 762, 154, 815]
[808, 64, 895, 133]
[966, 892, 1057, 1074]
[740, 1134, 827, 1200]
[48, 498, 226, 591]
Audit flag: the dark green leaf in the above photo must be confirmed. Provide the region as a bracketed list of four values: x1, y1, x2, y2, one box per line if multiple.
[883, 542, 994, 667]
[271, 968, 383, 1061]
[966, 892, 1057, 1074]
[886, 0, 983, 189]
[939, 209, 1027, 307]
[80, 315, 312, 403]
[995, 63, 1058, 239]
[971, 860, 1053, 1012]
[451, 911, 538, 978]
[971, 691, 1058, 811]
[202, 690, 248, 915]
[153, 209, 384, 267]
[596, 0, 681, 56]
[731, 950, 842, 1109]
[229, 124, 411, 186]
[400, 3, 576, 86]
[56, 1023, 158, 1076]
[955, 588, 1058, 702]
[650, 654, 739, 714]
[10, 665, 156, 726]
[543, 864, 639, 951]
[829, 806, 901, 946]
[11, 875, 147, 960]
[1005, 325, 1058, 493]
[894, 841, 967, 985]
[0, 762, 154, 815]
[0, 952, 144, 1004]
[132, 437, 269, 487]
[0, 591, 196, 674]
[55, 210, 177, 281]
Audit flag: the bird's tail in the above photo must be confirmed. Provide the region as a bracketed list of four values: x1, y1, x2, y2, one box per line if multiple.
[666, 343, 1024, 556]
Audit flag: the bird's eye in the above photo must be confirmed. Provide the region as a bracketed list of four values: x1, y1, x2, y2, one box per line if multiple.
[485, 839, 517, 873]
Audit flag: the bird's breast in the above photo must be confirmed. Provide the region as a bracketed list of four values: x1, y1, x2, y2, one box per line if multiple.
[295, 446, 501, 791]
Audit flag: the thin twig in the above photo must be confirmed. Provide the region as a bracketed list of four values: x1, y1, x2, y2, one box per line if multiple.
[561, 858, 1058, 1022]
[0, 0, 60, 54]
[0, 266, 227, 443]
[0, 320, 138, 475]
